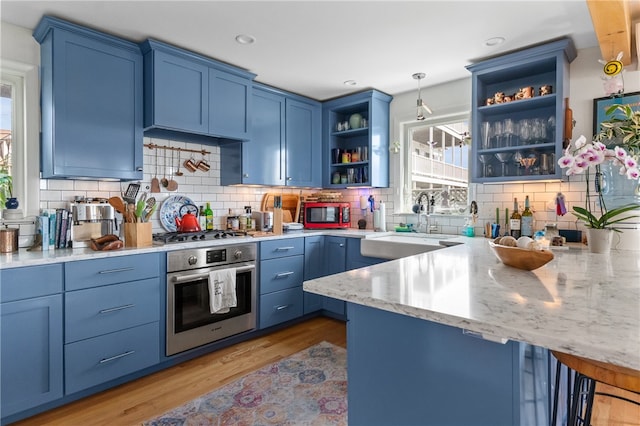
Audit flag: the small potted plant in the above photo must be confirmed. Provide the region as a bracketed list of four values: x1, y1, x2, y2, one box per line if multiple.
[0, 172, 17, 209]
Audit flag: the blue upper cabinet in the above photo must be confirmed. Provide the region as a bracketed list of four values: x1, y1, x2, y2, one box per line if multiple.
[140, 39, 255, 144]
[220, 84, 321, 187]
[323, 90, 393, 188]
[466, 38, 576, 183]
[33, 16, 143, 180]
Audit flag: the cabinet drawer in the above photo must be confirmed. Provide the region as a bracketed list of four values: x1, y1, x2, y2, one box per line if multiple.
[64, 322, 159, 395]
[260, 238, 304, 260]
[259, 287, 303, 329]
[0, 264, 63, 303]
[260, 255, 303, 295]
[65, 253, 159, 290]
[65, 278, 160, 343]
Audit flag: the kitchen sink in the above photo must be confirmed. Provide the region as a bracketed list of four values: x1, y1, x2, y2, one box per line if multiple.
[361, 232, 462, 259]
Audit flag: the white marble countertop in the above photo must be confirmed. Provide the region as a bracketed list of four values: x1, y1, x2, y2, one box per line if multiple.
[0, 229, 372, 269]
[304, 237, 640, 371]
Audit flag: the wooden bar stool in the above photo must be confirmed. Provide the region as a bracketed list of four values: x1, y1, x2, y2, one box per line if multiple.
[551, 351, 640, 425]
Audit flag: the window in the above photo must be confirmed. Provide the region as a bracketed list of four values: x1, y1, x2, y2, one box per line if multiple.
[402, 114, 470, 213]
[0, 82, 12, 206]
[1, 62, 40, 217]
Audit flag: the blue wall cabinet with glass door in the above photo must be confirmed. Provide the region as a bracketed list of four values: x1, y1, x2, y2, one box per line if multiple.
[0, 265, 64, 422]
[140, 39, 255, 143]
[467, 38, 576, 183]
[33, 16, 143, 180]
[221, 84, 321, 187]
[323, 90, 392, 188]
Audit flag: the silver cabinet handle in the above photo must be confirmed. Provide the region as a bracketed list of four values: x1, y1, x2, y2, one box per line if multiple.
[275, 246, 295, 251]
[275, 304, 290, 311]
[275, 271, 294, 278]
[339, 243, 344, 247]
[99, 304, 135, 314]
[99, 350, 135, 364]
[98, 267, 135, 274]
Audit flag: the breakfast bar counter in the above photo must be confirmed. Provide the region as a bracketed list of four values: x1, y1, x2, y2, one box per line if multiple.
[303, 237, 640, 425]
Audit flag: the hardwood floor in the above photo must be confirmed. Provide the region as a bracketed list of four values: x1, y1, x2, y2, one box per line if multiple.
[12, 317, 346, 426]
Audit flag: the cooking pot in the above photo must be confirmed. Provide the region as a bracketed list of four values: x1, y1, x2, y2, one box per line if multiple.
[0, 228, 19, 253]
[175, 205, 201, 232]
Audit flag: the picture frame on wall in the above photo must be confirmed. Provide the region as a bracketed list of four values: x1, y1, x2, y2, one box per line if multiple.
[593, 91, 640, 136]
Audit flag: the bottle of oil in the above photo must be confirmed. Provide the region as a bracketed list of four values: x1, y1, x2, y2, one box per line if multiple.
[509, 198, 521, 239]
[199, 205, 206, 230]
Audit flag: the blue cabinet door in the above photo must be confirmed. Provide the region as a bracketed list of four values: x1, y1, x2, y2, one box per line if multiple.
[285, 98, 322, 187]
[303, 236, 326, 314]
[323, 237, 347, 316]
[147, 50, 209, 134]
[245, 88, 285, 185]
[35, 17, 143, 180]
[1, 295, 63, 418]
[209, 69, 251, 140]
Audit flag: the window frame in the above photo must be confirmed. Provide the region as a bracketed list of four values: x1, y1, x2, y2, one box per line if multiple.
[400, 111, 471, 212]
[1, 60, 40, 217]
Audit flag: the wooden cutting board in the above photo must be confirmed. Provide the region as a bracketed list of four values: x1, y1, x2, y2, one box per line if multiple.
[261, 193, 300, 223]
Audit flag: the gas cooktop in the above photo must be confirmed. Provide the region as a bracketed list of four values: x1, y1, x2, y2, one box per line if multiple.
[152, 229, 247, 244]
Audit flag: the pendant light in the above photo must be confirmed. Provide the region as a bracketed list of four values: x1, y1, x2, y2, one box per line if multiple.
[412, 72, 432, 120]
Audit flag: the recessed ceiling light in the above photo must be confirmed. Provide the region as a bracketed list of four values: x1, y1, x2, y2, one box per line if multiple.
[344, 80, 357, 86]
[484, 37, 505, 47]
[235, 34, 256, 45]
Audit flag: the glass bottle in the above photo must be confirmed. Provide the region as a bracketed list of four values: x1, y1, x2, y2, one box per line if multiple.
[205, 202, 214, 231]
[521, 196, 533, 237]
[199, 205, 206, 230]
[509, 198, 521, 239]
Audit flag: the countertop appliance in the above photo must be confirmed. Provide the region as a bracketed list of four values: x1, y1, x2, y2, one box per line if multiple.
[303, 202, 350, 229]
[70, 201, 115, 248]
[251, 211, 273, 232]
[166, 242, 257, 356]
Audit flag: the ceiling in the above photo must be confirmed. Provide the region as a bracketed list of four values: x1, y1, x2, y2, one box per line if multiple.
[0, 1, 638, 100]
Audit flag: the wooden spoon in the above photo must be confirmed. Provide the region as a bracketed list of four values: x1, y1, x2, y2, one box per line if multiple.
[161, 148, 169, 188]
[108, 196, 126, 215]
[167, 149, 178, 191]
[150, 148, 161, 193]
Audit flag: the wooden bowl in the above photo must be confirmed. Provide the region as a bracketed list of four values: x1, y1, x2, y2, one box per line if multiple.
[488, 241, 554, 271]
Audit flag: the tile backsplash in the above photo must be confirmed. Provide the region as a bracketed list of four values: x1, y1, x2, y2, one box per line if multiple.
[35, 137, 599, 238]
[37, 137, 393, 234]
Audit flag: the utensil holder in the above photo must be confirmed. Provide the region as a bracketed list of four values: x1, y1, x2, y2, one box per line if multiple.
[273, 207, 283, 235]
[124, 222, 152, 248]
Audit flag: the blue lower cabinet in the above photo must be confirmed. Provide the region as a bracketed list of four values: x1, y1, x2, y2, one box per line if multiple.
[260, 256, 304, 295]
[64, 322, 160, 395]
[1, 294, 63, 418]
[346, 303, 549, 426]
[259, 287, 303, 329]
[346, 237, 385, 270]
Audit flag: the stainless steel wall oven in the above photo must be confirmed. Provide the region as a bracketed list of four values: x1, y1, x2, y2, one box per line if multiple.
[166, 243, 256, 356]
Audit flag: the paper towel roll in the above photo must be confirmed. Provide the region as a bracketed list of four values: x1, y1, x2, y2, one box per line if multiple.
[359, 196, 368, 210]
[379, 201, 386, 232]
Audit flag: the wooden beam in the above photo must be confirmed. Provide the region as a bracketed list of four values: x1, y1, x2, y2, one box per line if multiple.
[586, 0, 632, 66]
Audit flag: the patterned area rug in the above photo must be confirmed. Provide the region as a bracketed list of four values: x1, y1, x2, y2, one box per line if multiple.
[143, 341, 347, 426]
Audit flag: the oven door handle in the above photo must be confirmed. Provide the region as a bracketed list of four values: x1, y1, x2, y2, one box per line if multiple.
[172, 264, 255, 283]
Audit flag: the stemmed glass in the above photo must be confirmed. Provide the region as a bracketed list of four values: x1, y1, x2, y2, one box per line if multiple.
[478, 154, 494, 177]
[491, 121, 504, 148]
[503, 119, 518, 147]
[513, 151, 524, 176]
[495, 152, 513, 177]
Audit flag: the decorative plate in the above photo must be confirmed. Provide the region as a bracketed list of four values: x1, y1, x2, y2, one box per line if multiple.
[160, 195, 195, 232]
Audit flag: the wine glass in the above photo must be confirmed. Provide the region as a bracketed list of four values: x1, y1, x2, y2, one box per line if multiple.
[503, 118, 518, 147]
[495, 152, 513, 176]
[478, 154, 494, 177]
[513, 151, 524, 176]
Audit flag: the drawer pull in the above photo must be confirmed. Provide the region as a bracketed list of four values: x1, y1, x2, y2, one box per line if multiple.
[275, 304, 290, 311]
[275, 271, 294, 278]
[99, 304, 135, 314]
[275, 246, 295, 251]
[99, 350, 135, 364]
[98, 267, 135, 275]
